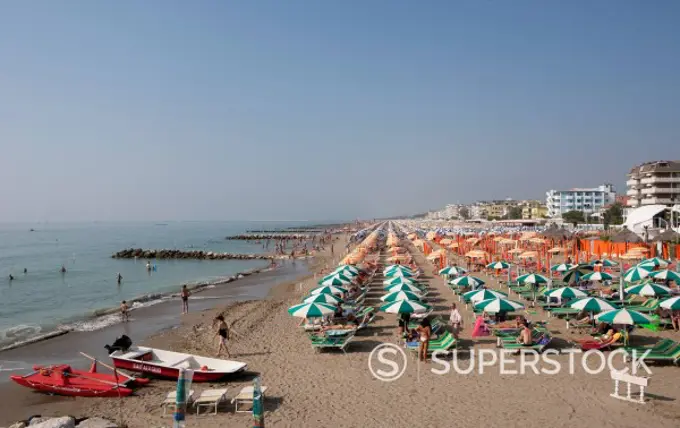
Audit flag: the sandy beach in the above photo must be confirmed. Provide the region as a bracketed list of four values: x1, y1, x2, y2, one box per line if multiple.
[2, 229, 680, 427]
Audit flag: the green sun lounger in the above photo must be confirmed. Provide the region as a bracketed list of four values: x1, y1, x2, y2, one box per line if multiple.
[501, 334, 552, 353]
[310, 333, 354, 354]
[406, 332, 457, 354]
[626, 299, 660, 313]
[546, 307, 581, 317]
[625, 343, 680, 365]
[624, 339, 676, 354]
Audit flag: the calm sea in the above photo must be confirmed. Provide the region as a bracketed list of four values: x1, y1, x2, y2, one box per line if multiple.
[0, 221, 310, 349]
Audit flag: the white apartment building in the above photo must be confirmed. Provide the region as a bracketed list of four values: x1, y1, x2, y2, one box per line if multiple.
[626, 160, 680, 214]
[546, 184, 616, 218]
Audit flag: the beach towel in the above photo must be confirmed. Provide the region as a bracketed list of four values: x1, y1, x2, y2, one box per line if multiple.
[472, 316, 490, 338]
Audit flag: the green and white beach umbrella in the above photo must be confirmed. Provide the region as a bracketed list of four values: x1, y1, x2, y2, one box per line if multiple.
[385, 283, 425, 294]
[439, 266, 467, 276]
[581, 271, 615, 282]
[516, 273, 550, 285]
[638, 257, 670, 269]
[595, 308, 652, 325]
[625, 282, 672, 297]
[486, 261, 510, 270]
[649, 269, 680, 282]
[569, 297, 618, 313]
[623, 266, 652, 283]
[309, 285, 348, 296]
[333, 264, 360, 275]
[383, 276, 417, 286]
[660, 296, 680, 311]
[380, 290, 423, 302]
[590, 259, 618, 267]
[303, 293, 343, 305]
[319, 275, 353, 286]
[544, 286, 587, 300]
[287, 302, 336, 318]
[380, 299, 431, 314]
[449, 275, 485, 288]
[383, 265, 412, 275]
[384, 269, 414, 278]
[474, 298, 525, 314]
[551, 263, 576, 272]
[463, 289, 508, 303]
[561, 265, 594, 284]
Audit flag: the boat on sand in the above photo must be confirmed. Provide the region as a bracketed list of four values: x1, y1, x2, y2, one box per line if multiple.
[10, 362, 146, 397]
[108, 346, 248, 382]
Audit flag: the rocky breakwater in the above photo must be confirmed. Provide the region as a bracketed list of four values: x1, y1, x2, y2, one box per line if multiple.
[225, 234, 313, 240]
[112, 248, 274, 260]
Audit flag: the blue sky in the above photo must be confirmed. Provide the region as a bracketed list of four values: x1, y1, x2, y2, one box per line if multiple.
[1, 1, 679, 221]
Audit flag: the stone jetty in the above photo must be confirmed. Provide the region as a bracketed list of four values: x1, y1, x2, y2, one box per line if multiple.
[112, 248, 274, 260]
[225, 234, 313, 240]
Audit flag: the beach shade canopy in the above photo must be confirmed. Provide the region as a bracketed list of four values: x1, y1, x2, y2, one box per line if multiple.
[380, 299, 431, 314]
[595, 308, 652, 325]
[384, 269, 414, 278]
[551, 263, 576, 272]
[649, 269, 680, 282]
[303, 293, 343, 304]
[581, 271, 615, 282]
[660, 296, 680, 311]
[385, 283, 425, 294]
[547, 247, 565, 254]
[486, 261, 511, 270]
[449, 275, 485, 288]
[383, 264, 413, 274]
[544, 286, 587, 300]
[380, 290, 423, 302]
[309, 285, 348, 296]
[382, 276, 418, 286]
[561, 265, 595, 284]
[569, 297, 618, 313]
[465, 250, 488, 258]
[610, 228, 644, 243]
[638, 257, 670, 269]
[625, 282, 672, 297]
[463, 289, 508, 303]
[623, 266, 652, 283]
[590, 259, 618, 267]
[474, 298, 525, 314]
[319, 275, 353, 286]
[322, 270, 356, 281]
[516, 273, 550, 285]
[439, 266, 467, 276]
[652, 229, 680, 242]
[333, 265, 360, 275]
[288, 302, 336, 318]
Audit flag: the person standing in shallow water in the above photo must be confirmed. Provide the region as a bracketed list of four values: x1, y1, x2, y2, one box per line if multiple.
[181, 285, 190, 314]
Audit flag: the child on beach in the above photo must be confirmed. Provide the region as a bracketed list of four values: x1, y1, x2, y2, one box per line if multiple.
[181, 285, 190, 314]
[120, 301, 129, 322]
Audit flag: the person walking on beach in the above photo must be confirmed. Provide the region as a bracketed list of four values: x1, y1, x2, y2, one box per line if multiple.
[181, 285, 190, 314]
[120, 301, 129, 322]
[449, 303, 462, 339]
[214, 315, 240, 358]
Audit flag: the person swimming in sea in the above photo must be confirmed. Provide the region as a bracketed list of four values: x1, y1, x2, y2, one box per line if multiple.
[8, 274, 14, 281]
[60, 265, 66, 273]
[23, 268, 27, 274]
[117, 273, 123, 284]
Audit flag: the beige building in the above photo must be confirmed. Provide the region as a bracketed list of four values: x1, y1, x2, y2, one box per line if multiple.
[521, 203, 548, 219]
[626, 160, 680, 213]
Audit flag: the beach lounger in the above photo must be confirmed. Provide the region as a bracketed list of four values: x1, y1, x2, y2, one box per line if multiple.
[497, 328, 545, 346]
[546, 307, 581, 318]
[624, 343, 680, 366]
[162, 389, 196, 415]
[194, 388, 228, 415]
[627, 299, 660, 313]
[231, 385, 268, 413]
[405, 332, 457, 355]
[574, 332, 624, 351]
[310, 334, 354, 354]
[624, 339, 676, 355]
[501, 334, 552, 353]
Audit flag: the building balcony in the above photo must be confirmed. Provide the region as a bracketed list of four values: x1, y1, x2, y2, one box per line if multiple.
[627, 199, 640, 207]
[640, 176, 680, 185]
[626, 189, 639, 196]
[641, 197, 675, 205]
[626, 179, 639, 186]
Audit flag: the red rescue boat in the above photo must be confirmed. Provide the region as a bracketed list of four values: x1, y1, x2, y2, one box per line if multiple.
[10, 362, 146, 397]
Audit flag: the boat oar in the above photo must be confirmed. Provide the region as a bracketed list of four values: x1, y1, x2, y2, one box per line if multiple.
[79, 352, 148, 384]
